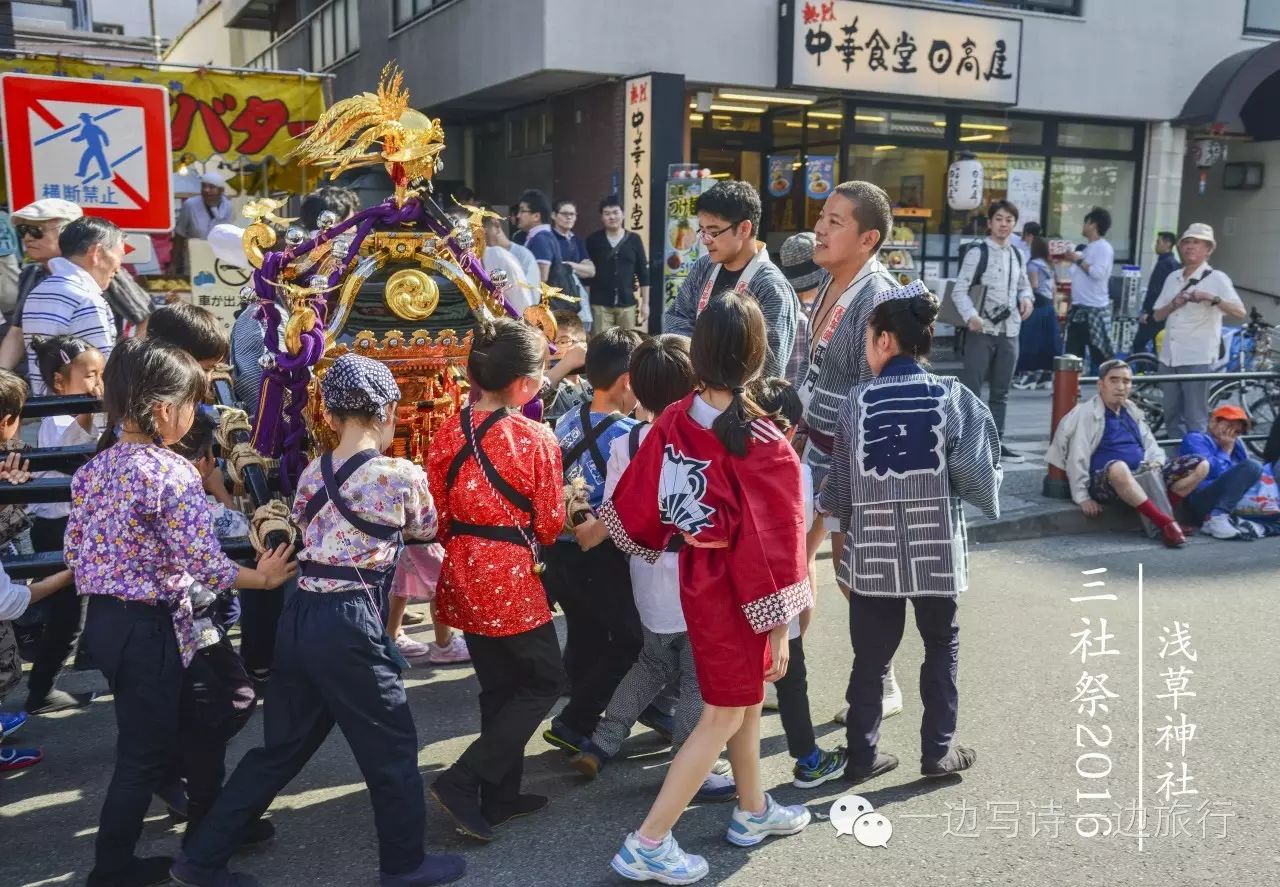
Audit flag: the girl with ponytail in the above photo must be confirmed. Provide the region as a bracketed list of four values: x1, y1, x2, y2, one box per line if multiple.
[425, 317, 567, 842]
[579, 291, 813, 882]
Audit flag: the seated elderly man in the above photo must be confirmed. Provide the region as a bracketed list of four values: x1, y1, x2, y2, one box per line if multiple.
[1178, 405, 1267, 539]
[1048, 359, 1208, 548]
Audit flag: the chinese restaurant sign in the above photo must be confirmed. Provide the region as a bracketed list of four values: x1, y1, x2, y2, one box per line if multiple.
[0, 55, 324, 161]
[780, 0, 1022, 105]
[624, 75, 653, 263]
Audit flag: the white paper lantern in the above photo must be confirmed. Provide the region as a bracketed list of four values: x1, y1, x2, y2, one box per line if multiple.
[1191, 139, 1225, 169]
[947, 153, 984, 211]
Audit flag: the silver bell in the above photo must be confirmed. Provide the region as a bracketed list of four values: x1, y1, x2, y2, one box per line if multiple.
[257, 352, 277, 370]
[285, 226, 306, 246]
[308, 275, 329, 291]
[489, 269, 509, 289]
[239, 284, 256, 306]
[330, 234, 353, 260]
[316, 209, 339, 230]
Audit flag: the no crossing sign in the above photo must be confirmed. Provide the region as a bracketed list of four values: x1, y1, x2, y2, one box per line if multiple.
[0, 73, 174, 233]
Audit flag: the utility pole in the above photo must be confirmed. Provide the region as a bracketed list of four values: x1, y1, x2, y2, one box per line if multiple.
[148, 0, 162, 59]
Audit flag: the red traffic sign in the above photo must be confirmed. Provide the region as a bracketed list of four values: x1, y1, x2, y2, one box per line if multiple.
[0, 73, 174, 233]
[122, 232, 154, 264]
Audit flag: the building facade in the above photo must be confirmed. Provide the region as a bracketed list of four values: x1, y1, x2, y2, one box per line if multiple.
[6, 0, 197, 59]
[226, 0, 1280, 307]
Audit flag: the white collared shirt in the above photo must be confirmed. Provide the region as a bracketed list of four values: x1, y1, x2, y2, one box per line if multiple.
[21, 256, 117, 394]
[1152, 262, 1242, 366]
[1067, 238, 1114, 309]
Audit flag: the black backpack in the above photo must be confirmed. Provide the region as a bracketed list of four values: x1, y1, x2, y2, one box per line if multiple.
[539, 231, 579, 297]
[957, 240, 1023, 284]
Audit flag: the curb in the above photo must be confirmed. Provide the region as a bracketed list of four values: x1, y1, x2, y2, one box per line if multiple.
[969, 503, 1143, 543]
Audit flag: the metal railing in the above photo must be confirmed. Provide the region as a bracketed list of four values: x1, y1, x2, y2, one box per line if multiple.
[246, 0, 359, 72]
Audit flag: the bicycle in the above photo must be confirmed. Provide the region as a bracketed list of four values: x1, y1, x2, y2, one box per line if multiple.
[1207, 307, 1278, 458]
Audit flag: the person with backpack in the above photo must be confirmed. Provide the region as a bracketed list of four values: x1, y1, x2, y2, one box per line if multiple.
[951, 200, 1034, 463]
[541, 329, 649, 756]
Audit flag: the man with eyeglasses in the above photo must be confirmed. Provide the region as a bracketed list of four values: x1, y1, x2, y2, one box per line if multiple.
[0, 199, 83, 372]
[663, 180, 797, 378]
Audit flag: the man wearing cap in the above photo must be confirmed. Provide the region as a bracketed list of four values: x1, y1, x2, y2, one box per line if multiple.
[1178, 405, 1268, 539]
[779, 232, 822, 387]
[174, 172, 233, 275]
[1152, 223, 1246, 439]
[0, 198, 84, 371]
[1046, 358, 1208, 549]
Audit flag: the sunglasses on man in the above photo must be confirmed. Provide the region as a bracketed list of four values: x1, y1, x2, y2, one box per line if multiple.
[15, 223, 48, 240]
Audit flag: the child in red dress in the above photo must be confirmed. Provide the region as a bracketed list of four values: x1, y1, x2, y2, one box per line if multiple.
[578, 293, 813, 883]
[427, 318, 567, 842]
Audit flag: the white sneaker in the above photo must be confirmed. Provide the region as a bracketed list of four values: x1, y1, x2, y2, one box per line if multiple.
[395, 632, 432, 662]
[427, 635, 471, 664]
[1201, 513, 1240, 540]
[762, 682, 779, 710]
[725, 793, 811, 846]
[882, 666, 903, 719]
[611, 832, 709, 885]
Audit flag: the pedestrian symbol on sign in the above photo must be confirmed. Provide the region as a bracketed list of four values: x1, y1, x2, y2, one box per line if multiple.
[72, 112, 112, 181]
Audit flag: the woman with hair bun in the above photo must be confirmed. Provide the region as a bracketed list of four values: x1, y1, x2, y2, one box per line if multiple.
[426, 317, 567, 843]
[819, 286, 1003, 785]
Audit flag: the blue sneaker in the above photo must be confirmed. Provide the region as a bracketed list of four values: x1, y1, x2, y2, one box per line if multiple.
[0, 747, 43, 771]
[0, 710, 29, 739]
[542, 720, 585, 754]
[792, 746, 847, 789]
[610, 832, 708, 885]
[692, 772, 737, 804]
[725, 793, 811, 847]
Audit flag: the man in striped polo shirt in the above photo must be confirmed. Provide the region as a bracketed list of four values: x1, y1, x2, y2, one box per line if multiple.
[22, 217, 122, 394]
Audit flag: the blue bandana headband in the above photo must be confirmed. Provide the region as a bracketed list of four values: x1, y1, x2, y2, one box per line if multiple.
[321, 353, 402, 421]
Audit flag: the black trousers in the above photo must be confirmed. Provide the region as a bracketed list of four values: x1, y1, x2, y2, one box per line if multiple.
[1184, 460, 1264, 524]
[237, 581, 287, 673]
[441, 622, 563, 810]
[82, 596, 187, 877]
[26, 515, 80, 703]
[846, 593, 959, 768]
[184, 589, 425, 876]
[773, 636, 817, 760]
[180, 637, 258, 832]
[544, 540, 642, 738]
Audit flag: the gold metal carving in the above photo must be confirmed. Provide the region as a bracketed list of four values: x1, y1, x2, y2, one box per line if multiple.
[242, 222, 277, 269]
[385, 268, 440, 321]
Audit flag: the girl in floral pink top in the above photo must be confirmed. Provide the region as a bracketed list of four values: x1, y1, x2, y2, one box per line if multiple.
[66, 338, 295, 887]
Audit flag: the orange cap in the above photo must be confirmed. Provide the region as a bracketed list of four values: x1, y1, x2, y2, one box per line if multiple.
[1211, 404, 1251, 428]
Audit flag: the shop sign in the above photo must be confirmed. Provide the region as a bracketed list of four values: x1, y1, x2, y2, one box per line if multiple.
[767, 154, 795, 198]
[779, 0, 1022, 105]
[662, 176, 708, 307]
[188, 238, 251, 332]
[624, 75, 653, 262]
[805, 155, 835, 199]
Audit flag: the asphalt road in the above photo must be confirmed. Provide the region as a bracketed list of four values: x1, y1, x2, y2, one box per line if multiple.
[3, 529, 1277, 887]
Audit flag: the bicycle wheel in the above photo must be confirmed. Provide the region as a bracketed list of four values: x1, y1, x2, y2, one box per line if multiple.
[1126, 352, 1165, 436]
[1207, 378, 1280, 458]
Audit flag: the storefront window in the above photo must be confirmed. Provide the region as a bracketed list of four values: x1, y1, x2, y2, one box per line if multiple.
[1057, 122, 1134, 151]
[947, 155, 1046, 257]
[848, 145, 949, 260]
[708, 110, 762, 134]
[854, 107, 948, 140]
[771, 108, 804, 146]
[696, 149, 762, 192]
[958, 115, 1044, 146]
[1047, 157, 1136, 258]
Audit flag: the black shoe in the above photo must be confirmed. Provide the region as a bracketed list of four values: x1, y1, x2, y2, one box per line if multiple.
[25, 688, 97, 714]
[237, 817, 276, 849]
[170, 856, 261, 887]
[922, 745, 977, 777]
[380, 854, 466, 887]
[845, 752, 899, 785]
[157, 777, 189, 822]
[541, 720, 585, 754]
[430, 777, 492, 842]
[637, 706, 675, 743]
[482, 793, 548, 828]
[88, 855, 174, 887]
[999, 444, 1025, 464]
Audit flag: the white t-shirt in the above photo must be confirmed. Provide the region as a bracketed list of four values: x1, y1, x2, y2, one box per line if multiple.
[603, 424, 685, 634]
[508, 241, 541, 286]
[482, 244, 538, 313]
[787, 464, 816, 641]
[31, 413, 101, 520]
[1152, 263, 1243, 367]
[1066, 239, 1114, 309]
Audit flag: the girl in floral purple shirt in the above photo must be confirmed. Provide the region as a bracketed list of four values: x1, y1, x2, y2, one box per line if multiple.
[66, 338, 295, 887]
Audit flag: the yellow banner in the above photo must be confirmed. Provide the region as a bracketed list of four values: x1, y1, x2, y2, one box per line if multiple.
[0, 55, 325, 162]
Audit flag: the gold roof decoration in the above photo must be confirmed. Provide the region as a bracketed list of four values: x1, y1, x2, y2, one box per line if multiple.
[289, 62, 445, 200]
